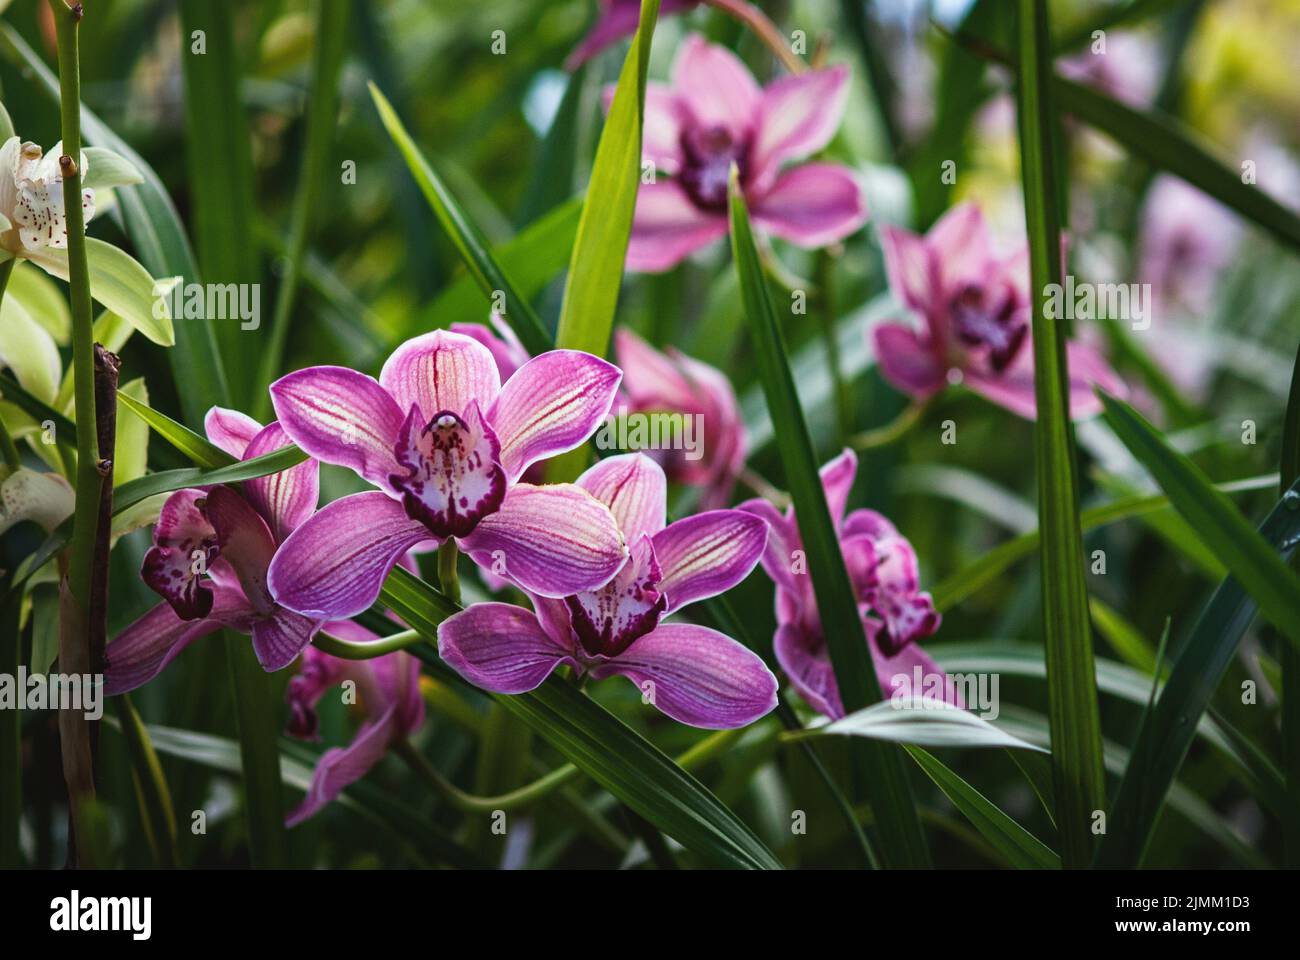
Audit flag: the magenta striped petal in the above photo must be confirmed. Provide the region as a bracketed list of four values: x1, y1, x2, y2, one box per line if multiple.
[751, 65, 850, 189]
[438, 601, 576, 694]
[774, 622, 843, 718]
[488, 350, 622, 482]
[104, 588, 253, 695]
[251, 608, 321, 672]
[204, 486, 278, 615]
[459, 482, 627, 598]
[576, 453, 667, 543]
[450, 314, 529, 382]
[204, 406, 262, 458]
[625, 180, 728, 273]
[591, 623, 777, 728]
[819, 448, 858, 529]
[652, 509, 767, 612]
[737, 497, 804, 599]
[268, 491, 434, 620]
[379, 329, 501, 425]
[286, 707, 403, 827]
[270, 366, 406, 490]
[243, 421, 319, 541]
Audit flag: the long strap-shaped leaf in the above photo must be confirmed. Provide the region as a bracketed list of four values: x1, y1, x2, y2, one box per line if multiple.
[554, 0, 659, 356]
[1094, 475, 1300, 866]
[375, 570, 782, 870]
[728, 170, 928, 866]
[1099, 393, 1300, 650]
[370, 83, 553, 356]
[906, 747, 1061, 869]
[1013, 0, 1106, 868]
[0, 24, 231, 426]
[1282, 339, 1300, 864]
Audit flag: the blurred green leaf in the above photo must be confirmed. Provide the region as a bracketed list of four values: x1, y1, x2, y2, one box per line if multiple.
[116, 389, 233, 469]
[6, 261, 70, 344]
[370, 82, 552, 356]
[808, 700, 1047, 752]
[1094, 474, 1300, 866]
[1099, 394, 1300, 649]
[114, 695, 178, 867]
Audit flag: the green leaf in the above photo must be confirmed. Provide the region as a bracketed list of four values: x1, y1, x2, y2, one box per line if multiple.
[930, 474, 1278, 612]
[906, 747, 1061, 869]
[376, 571, 783, 869]
[728, 171, 928, 867]
[0, 370, 77, 445]
[421, 198, 582, 332]
[180, 0, 262, 400]
[1054, 76, 1300, 252]
[810, 700, 1047, 752]
[1094, 476, 1300, 866]
[81, 147, 143, 190]
[1281, 338, 1300, 865]
[554, 0, 660, 358]
[116, 389, 234, 469]
[25, 239, 174, 346]
[1013, 0, 1106, 867]
[6, 261, 70, 344]
[0, 22, 231, 425]
[369, 82, 552, 357]
[113, 695, 178, 867]
[1099, 393, 1300, 650]
[114, 377, 150, 487]
[0, 294, 61, 403]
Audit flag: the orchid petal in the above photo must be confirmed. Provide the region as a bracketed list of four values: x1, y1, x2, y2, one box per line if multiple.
[141, 488, 219, 620]
[203, 486, 278, 615]
[818, 448, 858, 529]
[928, 202, 997, 292]
[591, 623, 778, 728]
[285, 706, 402, 827]
[438, 602, 576, 694]
[104, 588, 252, 695]
[750, 163, 868, 248]
[243, 421, 319, 541]
[567, 535, 666, 658]
[268, 491, 433, 620]
[737, 497, 803, 598]
[270, 366, 406, 490]
[379, 329, 501, 425]
[459, 483, 627, 597]
[203, 406, 262, 459]
[251, 608, 321, 672]
[878, 223, 936, 315]
[488, 349, 622, 481]
[652, 509, 767, 612]
[751, 65, 850, 187]
[873, 322, 946, 397]
[625, 180, 728, 272]
[670, 34, 761, 137]
[450, 314, 529, 382]
[576, 453, 667, 542]
[773, 622, 843, 718]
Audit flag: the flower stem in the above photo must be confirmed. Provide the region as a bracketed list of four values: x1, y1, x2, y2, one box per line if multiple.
[396, 738, 579, 813]
[48, 0, 100, 622]
[313, 628, 423, 659]
[848, 397, 931, 451]
[437, 540, 461, 605]
[705, 0, 806, 74]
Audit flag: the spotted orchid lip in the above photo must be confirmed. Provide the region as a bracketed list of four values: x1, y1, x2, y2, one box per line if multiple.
[566, 535, 668, 659]
[388, 402, 507, 540]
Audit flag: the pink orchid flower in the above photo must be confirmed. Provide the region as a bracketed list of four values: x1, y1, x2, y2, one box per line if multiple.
[266, 329, 628, 620]
[871, 202, 1125, 419]
[438, 454, 778, 729]
[284, 622, 425, 826]
[624, 34, 868, 272]
[449, 312, 529, 383]
[567, 0, 700, 69]
[739, 449, 955, 719]
[614, 328, 747, 509]
[104, 408, 324, 693]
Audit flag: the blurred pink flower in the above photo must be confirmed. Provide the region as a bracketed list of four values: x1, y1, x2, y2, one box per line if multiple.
[614, 328, 746, 509]
[740, 449, 954, 719]
[105, 408, 324, 693]
[284, 622, 425, 826]
[1139, 175, 1240, 319]
[871, 203, 1125, 419]
[622, 34, 868, 272]
[439, 454, 777, 728]
[567, 0, 699, 69]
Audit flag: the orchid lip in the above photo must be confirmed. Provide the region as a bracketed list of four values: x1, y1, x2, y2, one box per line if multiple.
[388, 403, 507, 539]
[564, 538, 667, 659]
[679, 124, 751, 212]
